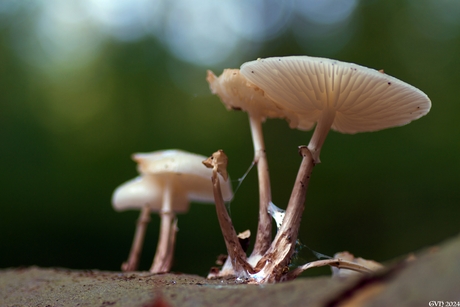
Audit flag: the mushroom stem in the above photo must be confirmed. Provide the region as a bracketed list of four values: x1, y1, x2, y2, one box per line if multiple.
[204, 150, 254, 276]
[247, 114, 273, 264]
[150, 183, 177, 274]
[308, 107, 336, 164]
[253, 146, 315, 283]
[150, 212, 176, 273]
[162, 217, 178, 272]
[122, 205, 151, 272]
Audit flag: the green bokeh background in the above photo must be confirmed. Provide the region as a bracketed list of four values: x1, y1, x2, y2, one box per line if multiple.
[1, 1, 459, 277]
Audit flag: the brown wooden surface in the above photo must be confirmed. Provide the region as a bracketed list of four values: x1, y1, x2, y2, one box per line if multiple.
[1, 233, 460, 307]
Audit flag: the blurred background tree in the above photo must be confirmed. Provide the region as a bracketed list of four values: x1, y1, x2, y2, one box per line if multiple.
[1, 0, 459, 276]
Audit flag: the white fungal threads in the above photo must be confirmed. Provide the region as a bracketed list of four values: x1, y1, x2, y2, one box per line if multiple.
[229, 161, 255, 202]
[267, 202, 286, 230]
[218, 160, 256, 216]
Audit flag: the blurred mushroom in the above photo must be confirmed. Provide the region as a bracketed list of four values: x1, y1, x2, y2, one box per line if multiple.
[240, 56, 431, 282]
[112, 175, 177, 272]
[113, 149, 233, 273]
[207, 69, 286, 264]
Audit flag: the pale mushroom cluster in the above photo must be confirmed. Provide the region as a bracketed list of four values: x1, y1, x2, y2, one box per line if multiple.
[112, 149, 232, 273]
[206, 55, 431, 283]
[112, 55, 431, 284]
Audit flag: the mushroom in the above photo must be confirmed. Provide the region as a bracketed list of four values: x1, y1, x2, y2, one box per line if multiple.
[112, 175, 180, 272]
[207, 69, 287, 265]
[239, 56, 431, 282]
[113, 149, 233, 273]
[240, 56, 431, 163]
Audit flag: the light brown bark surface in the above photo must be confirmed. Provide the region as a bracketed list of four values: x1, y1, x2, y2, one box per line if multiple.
[2, 233, 460, 307]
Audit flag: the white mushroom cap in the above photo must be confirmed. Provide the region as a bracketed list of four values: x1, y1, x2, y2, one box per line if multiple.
[133, 149, 233, 205]
[240, 56, 431, 134]
[206, 69, 288, 121]
[112, 176, 189, 213]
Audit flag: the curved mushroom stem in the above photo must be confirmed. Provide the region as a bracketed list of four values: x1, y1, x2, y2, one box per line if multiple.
[283, 258, 375, 282]
[150, 183, 177, 274]
[252, 146, 315, 283]
[203, 150, 254, 276]
[247, 114, 273, 265]
[308, 107, 336, 164]
[122, 205, 151, 272]
[251, 109, 336, 281]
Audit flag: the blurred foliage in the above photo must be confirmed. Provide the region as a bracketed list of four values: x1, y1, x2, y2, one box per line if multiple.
[1, 0, 460, 277]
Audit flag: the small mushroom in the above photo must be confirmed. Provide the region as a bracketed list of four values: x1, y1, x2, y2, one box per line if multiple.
[240, 56, 431, 282]
[113, 149, 233, 273]
[112, 175, 180, 272]
[207, 69, 286, 264]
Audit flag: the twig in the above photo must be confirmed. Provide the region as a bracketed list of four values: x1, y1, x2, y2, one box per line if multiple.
[203, 150, 255, 276]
